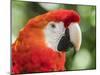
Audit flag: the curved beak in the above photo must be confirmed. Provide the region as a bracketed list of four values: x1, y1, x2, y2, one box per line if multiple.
[57, 22, 82, 53]
[68, 22, 82, 52]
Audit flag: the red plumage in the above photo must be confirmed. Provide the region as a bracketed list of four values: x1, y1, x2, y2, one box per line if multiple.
[12, 9, 80, 74]
[12, 46, 66, 73]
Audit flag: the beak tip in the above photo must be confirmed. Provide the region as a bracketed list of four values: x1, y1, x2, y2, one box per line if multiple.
[75, 46, 80, 52]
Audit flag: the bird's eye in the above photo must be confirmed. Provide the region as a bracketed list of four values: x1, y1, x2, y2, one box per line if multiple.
[51, 23, 56, 28]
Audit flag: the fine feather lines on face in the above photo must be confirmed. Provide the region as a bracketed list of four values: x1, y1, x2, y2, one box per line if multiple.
[44, 21, 65, 51]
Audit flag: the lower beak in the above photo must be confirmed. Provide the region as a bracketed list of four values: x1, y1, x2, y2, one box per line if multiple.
[57, 22, 82, 53]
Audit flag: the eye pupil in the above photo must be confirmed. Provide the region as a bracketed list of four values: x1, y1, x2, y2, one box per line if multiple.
[51, 24, 56, 28]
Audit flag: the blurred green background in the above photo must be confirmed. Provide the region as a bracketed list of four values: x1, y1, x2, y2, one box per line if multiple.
[12, 0, 96, 71]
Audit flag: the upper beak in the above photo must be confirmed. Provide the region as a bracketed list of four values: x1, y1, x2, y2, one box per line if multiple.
[68, 22, 82, 52]
[57, 22, 82, 53]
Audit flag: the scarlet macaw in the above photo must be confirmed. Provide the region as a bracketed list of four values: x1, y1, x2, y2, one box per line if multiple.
[12, 9, 82, 74]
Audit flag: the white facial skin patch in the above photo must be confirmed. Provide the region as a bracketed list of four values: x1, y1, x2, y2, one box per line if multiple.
[44, 21, 65, 51]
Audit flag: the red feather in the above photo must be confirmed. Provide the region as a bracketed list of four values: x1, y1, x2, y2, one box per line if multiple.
[12, 9, 80, 74]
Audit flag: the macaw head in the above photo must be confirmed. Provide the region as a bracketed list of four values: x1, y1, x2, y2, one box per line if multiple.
[21, 9, 81, 53]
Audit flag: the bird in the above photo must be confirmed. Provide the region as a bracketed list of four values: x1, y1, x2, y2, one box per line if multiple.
[12, 9, 82, 74]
